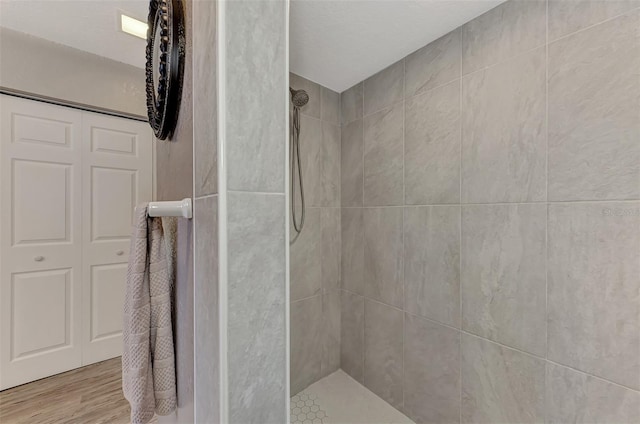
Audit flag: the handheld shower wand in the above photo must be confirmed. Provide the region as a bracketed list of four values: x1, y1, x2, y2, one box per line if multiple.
[290, 87, 309, 244]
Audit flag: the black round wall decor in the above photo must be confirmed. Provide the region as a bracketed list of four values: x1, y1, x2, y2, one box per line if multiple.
[145, 0, 185, 140]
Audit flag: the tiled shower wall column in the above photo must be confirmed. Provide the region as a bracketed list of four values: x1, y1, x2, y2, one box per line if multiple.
[289, 73, 342, 395]
[339, 0, 640, 422]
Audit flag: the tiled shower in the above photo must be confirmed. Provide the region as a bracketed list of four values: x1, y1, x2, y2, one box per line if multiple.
[290, 0, 639, 422]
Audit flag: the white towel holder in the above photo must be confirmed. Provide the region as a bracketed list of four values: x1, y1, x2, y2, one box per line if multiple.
[148, 198, 192, 219]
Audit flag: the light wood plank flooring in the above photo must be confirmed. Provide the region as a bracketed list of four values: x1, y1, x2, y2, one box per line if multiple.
[0, 357, 157, 424]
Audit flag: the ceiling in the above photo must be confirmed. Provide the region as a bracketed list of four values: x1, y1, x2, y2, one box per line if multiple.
[0, 0, 506, 92]
[290, 0, 506, 92]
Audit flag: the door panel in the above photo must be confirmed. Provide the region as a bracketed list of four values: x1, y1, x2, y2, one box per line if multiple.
[0, 95, 83, 390]
[81, 111, 152, 365]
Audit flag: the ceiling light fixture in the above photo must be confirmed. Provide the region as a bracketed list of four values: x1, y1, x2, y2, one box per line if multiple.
[120, 13, 148, 40]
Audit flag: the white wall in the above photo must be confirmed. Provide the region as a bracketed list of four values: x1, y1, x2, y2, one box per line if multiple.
[0, 28, 146, 117]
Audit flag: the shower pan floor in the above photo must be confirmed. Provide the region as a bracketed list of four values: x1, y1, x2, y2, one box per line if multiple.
[290, 370, 414, 424]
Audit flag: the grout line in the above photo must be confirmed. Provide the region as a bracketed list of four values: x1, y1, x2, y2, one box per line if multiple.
[290, 292, 324, 304]
[407, 77, 462, 104]
[401, 59, 406, 410]
[544, 1, 549, 422]
[339, 198, 640, 209]
[226, 189, 286, 196]
[459, 25, 464, 423]
[547, 6, 639, 45]
[462, 43, 547, 78]
[545, 359, 640, 394]
[194, 193, 219, 201]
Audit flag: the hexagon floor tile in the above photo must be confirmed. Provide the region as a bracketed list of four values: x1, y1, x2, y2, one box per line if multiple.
[290, 370, 414, 424]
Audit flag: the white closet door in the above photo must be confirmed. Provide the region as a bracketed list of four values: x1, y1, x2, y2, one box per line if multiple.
[0, 95, 83, 390]
[81, 112, 152, 365]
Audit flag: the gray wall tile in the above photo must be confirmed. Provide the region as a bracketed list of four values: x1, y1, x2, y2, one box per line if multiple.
[405, 29, 462, 98]
[364, 103, 404, 206]
[461, 335, 545, 424]
[341, 291, 364, 382]
[404, 314, 460, 424]
[548, 202, 640, 389]
[300, 115, 323, 207]
[227, 192, 286, 423]
[462, 47, 546, 203]
[461, 204, 546, 356]
[291, 296, 323, 395]
[321, 208, 341, 292]
[321, 86, 341, 124]
[291, 207, 322, 301]
[364, 207, 404, 308]
[363, 60, 404, 116]
[363, 299, 403, 410]
[341, 208, 364, 295]
[193, 0, 217, 197]
[546, 362, 640, 424]
[548, 12, 640, 201]
[341, 119, 364, 207]
[194, 196, 218, 423]
[226, 1, 285, 193]
[405, 81, 461, 205]
[404, 206, 460, 328]
[341, 82, 363, 124]
[321, 122, 341, 206]
[462, 0, 546, 74]
[290, 72, 321, 119]
[321, 290, 341, 377]
[548, 0, 640, 41]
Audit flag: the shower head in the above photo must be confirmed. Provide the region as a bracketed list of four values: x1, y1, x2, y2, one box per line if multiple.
[290, 87, 309, 108]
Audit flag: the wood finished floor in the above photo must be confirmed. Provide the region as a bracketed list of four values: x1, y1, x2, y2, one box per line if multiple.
[0, 357, 157, 424]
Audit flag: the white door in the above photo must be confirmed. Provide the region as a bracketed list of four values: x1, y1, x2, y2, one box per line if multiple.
[0, 95, 83, 390]
[81, 112, 152, 365]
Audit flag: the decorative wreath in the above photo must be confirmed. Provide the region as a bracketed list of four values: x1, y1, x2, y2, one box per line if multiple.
[145, 0, 185, 140]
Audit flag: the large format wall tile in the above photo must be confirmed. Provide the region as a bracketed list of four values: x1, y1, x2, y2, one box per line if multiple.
[341, 119, 364, 207]
[461, 335, 545, 424]
[227, 192, 286, 423]
[290, 207, 321, 301]
[321, 86, 341, 125]
[363, 207, 403, 308]
[462, 47, 546, 203]
[405, 81, 461, 205]
[341, 82, 363, 124]
[461, 204, 546, 356]
[546, 362, 640, 424]
[462, 0, 546, 74]
[321, 122, 341, 206]
[291, 296, 323, 395]
[548, 202, 640, 389]
[341, 208, 364, 295]
[363, 300, 403, 410]
[321, 208, 341, 292]
[364, 60, 404, 116]
[226, 1, 285, 193]
[405, 29, 461, 98]
[548, 0, 640, 41]
[404, 314, 460, 424]
[404, 206, 460, 327]
[341, 291, 364, 382]
[193, 195, 217, 423]
[321, 290, 341, 377]
[548, 12, 640, 201]
[299, 115, 323, 207]
[290, 73, 321, 119]
[363, 103, 404, 206]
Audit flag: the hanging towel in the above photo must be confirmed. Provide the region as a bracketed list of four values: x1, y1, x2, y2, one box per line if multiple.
[122, 205, 177, 424]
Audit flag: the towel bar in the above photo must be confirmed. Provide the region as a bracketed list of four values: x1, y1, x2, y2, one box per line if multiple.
[148, 198, 192, 219]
